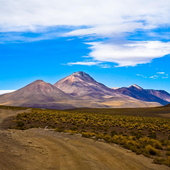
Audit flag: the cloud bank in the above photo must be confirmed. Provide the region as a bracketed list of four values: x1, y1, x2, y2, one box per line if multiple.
[1, 0, 170, 66]
[83, 41, 170, 67]
[0, 0, 170, 34]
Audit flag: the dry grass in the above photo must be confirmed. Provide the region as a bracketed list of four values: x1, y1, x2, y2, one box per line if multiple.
[2, 105, 170, 168]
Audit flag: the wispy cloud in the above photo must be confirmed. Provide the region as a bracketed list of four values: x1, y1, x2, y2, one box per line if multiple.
[162, 74, 169, 79]
[99, 64, 111, 68]
[149, 75, 159, 79]
[149, 73, 169, 79]
[82, 41, 170, 67]
[67, 61, 100, 66]
[136, 74, 147, 78]
[0, 90, 15, 95]
[157, 72, 165, 74]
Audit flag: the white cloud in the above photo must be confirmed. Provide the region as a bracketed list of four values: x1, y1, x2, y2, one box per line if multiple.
[82, 41, 170, 67]
[136, 74, 147, 78]
[1, 0, 170, 67]
[67, 61, 100, 66]
[162, 74, 169, 79]
[157, 72, 165, 74]
[0, 0, 170, 36]
[0, 90, 15, 95]
[149, 75, 158, 79]
[64, 22, 145, 37]
[99, 64, 111, 68]
[148, 72, 169, 79]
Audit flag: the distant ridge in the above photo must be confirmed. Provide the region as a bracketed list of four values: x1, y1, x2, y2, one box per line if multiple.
[146, 89, 170, 103]
[114, 84, 170, 105]
[0, 71, 168, 109]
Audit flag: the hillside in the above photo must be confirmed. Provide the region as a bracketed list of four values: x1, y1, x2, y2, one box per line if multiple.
[0, 72, 166, 109]
[0, 80, 74, 109]
[114, 84, 170, 105]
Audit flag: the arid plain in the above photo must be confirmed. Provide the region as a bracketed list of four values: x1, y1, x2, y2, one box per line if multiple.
[1, 106, 170, 170]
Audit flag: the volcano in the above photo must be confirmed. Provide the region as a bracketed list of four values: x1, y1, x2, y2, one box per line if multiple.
[0, 80, 74, 109]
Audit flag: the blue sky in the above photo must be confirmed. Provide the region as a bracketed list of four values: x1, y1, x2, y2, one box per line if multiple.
[0, 0, 170, 93]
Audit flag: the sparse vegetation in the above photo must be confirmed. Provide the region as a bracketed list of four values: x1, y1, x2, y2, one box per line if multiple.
[8, 107, 170, 167]
[0, 105, 29, 110]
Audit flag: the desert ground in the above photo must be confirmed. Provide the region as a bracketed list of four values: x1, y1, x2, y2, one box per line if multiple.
[0, 108, 170, 170]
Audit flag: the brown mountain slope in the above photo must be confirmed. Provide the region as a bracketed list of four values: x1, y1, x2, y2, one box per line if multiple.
[54, 72, 161, 108]
[147, 89, 170, 103]
[54, 71, 123, 98]
[0, 74, 162, 109]
[114, 84, 169, 105]
[0, 80, 74, 109]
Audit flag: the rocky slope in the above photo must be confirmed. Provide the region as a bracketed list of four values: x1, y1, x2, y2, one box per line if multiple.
[114, 84, 170, 105]
[0, 80, 74, 109]
[54, 71, 119, 98]
[0, 72, 166, 109]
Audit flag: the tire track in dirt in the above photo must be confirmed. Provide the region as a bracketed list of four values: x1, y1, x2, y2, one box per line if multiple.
[13, 128, 170, 170]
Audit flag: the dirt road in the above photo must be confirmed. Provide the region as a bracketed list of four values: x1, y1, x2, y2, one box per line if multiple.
[0, 108, 169, 170]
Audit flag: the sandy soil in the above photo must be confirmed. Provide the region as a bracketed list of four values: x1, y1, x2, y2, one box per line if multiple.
[0, 108, 170, 170]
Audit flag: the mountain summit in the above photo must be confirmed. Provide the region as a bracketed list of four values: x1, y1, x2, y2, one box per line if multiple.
[71, 71, 96, 82]
[0, 80, 73, 109]
[129, 84, 143, 90]
[54, 71, 118, 97]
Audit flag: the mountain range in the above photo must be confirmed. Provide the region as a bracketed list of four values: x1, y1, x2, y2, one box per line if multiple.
[0, 71, 169, 109]
[114, 84, 170, 105]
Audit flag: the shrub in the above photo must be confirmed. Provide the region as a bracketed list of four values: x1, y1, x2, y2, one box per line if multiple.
[16, 121, 24, 127]
[65, 130, 78, 134]
[129, 145, 138, 152]
[168, 135, 170, 140]
[145, 145, 160, 156]
[153, 141, 163, 149]
[148, 132, 157, 139]
[153, 158, 165, 165]
[131, 130, 143, 139]
[55, 127, 64, 132]
[103, 135, 112, 143]
[111, 130, 117, 137]
[142, 148, 150, 157]
[167, 145, 170, 151]
[161, 139, 169, 146]
[125, 140, 139, 152]
[112, 135, 120, 144]
[165, 157, 170, 167]
[136, 149, 142, 155]
[70, 126, 78, 131]
[81, 132, 96, 138]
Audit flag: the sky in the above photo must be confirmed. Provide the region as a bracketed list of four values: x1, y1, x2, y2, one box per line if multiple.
[0, 0, 170, 94]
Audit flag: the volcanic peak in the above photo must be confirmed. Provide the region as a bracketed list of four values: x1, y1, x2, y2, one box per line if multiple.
[72, 71, 93, 78]
[66, 71, 95, 83]
[129, 84, 143, 90]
